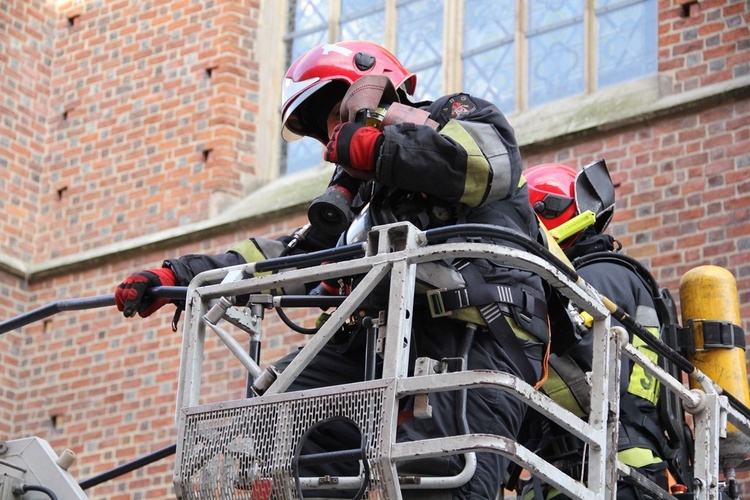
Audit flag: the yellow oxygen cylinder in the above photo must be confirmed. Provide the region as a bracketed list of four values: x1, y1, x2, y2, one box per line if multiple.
[679, 265, 750, 466]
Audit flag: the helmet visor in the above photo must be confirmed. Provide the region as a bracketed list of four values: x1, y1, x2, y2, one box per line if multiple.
[281, 80, 348, 144]
[575, 159, 615, 234]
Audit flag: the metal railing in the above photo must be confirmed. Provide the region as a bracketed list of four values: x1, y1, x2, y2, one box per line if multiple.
[2, 222, 749, 499]
[172, 221, 750, 499]
[174, 221, 615, 499]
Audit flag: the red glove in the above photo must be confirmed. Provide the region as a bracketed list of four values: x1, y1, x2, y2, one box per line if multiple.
[324, 122, 383, 172]
[115, 267, 176, 318]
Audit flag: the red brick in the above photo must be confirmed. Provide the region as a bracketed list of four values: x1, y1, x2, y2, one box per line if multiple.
[2, 1, 750, 498]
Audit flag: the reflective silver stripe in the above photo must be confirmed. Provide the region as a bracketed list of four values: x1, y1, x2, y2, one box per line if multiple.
[459, 120, 513, 203]
[496, 285, 514, 305]
[635, 305, 659, 329]
[479, 303, 503, 323]
[457, 288, 469, 308]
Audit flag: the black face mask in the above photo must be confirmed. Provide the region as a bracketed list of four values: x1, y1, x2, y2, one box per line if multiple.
[292, 81, 348, 143]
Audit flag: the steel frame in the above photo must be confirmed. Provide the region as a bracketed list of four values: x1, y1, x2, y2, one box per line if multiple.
[172, 222, 749, 500]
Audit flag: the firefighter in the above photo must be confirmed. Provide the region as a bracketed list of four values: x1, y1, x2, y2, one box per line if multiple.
[116, 41, 549, 499]
[524, 160, 670, 499]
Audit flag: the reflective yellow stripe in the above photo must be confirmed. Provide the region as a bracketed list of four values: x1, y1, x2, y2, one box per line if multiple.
[439, 120, 489, 207]
[541, 365, 587, 418]
[627, 326, 660, 404]
[231, 239, 275, 292]
[618, 447, 663, 467]
[448, 304, 486, 325]
[506, 315, 538, 342]
[232, 240, 269, 269]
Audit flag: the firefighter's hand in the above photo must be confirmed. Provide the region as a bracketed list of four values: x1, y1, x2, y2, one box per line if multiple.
[115, 268, 176, 318]
[324, 122, 382, 180]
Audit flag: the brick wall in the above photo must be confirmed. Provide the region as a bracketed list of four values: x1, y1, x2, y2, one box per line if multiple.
[0, 273, 21, 439]
[1, 0, 748, 498]
[659, 0, 749, 91]
[0, 0, 54, 263]
[37, 0, 260, 263]
[0, 0, 54, 450]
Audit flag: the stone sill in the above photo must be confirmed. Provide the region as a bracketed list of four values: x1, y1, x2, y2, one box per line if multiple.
[3, 74, 749, 282]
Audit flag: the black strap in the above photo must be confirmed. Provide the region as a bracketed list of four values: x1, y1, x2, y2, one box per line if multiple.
[547, 354, 592, 415]
[459, 262, 542, 384]
[619, 396, 671, 460]
[423, 260, 544, 384]
[426, 261, 547, 323]
[665, 320, 746, 354]
[171, 304, 184, 332]
[699, 320, 746, 349]
[531, 476, 545, 500]
[479, 302, 539, 384]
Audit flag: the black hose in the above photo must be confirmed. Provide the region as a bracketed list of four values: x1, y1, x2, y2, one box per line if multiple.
[254, 244, 365, 273]
[0, 287, 187, 335]
[424, 224, 579, 283]
[269, 295, 347, 335]
[275, 306, 319, 335]
[18, 484, 59, 500]
[78, 444, 176, 490]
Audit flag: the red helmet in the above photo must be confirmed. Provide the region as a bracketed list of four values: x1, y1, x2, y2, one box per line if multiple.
[526, 159, 615, 248]
[281, 41, 417, 144]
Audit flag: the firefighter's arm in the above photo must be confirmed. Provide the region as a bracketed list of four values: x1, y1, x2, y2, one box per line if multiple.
[377, 94, 522, 207]
[112, 252, 246, 319]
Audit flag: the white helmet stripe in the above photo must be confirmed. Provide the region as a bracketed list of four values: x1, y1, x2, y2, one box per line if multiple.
[320, 44, 353, 57]
[281, 76, 320, 108]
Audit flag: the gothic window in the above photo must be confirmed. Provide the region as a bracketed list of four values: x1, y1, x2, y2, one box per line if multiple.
[281, 0, 656, 174]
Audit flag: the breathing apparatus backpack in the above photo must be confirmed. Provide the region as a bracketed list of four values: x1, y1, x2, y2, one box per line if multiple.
[509, 231, 696, 495]
[566, 243, 695, 489]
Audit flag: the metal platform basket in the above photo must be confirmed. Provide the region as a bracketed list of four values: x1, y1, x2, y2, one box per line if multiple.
[176, 381, 393, 499]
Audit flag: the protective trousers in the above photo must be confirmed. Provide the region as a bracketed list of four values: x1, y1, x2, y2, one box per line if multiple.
[273, 308, 544, 499]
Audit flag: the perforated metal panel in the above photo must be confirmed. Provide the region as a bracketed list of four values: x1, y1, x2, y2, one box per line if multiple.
[176, 385, 389, 499]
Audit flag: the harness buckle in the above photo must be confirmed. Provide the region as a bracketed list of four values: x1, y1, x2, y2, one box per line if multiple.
[518, 289, 534, 323]
[427, 288, 452, 318]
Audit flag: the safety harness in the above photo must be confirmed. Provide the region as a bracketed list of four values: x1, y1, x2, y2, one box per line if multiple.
[426, 258, 548, 386]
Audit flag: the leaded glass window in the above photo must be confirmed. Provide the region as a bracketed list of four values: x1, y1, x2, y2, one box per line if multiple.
[395, 0, 443, 101]
[462, 0, 516, 112]
[596, 0, 657, 87]
[527, 0, 585, 107]
[341, 0, 386, 43]
[282, 0, 328, 175]
[281, 0, 657, 175]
